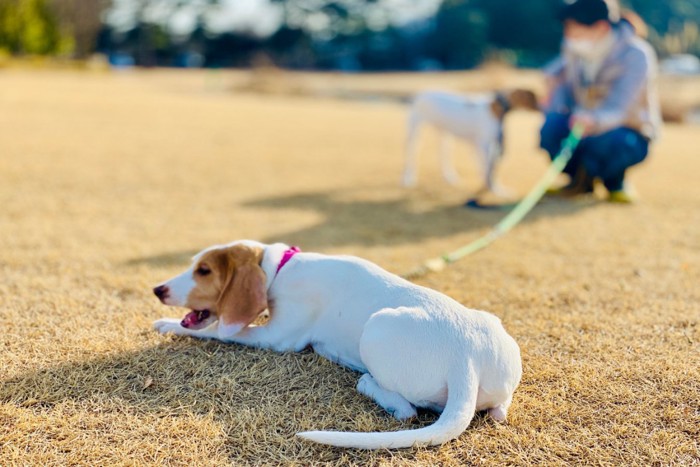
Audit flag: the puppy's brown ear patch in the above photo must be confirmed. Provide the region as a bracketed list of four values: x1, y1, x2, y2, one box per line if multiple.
[217, 246, 268, 329]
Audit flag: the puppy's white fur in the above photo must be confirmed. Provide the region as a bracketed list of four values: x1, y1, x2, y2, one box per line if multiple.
[153, 241, 522, 449]
[403, 90, 506, 196]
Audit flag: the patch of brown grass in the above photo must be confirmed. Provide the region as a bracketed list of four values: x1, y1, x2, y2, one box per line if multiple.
[1, 69, 698, 466]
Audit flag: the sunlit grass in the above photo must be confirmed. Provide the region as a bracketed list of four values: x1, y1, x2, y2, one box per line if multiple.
[0, 68, 698, 465]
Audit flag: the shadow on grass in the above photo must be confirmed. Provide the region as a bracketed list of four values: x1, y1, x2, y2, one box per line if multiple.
[1, 339, 455, 463]
[125, 186, 598, 268]
[241, 188, 597, 250]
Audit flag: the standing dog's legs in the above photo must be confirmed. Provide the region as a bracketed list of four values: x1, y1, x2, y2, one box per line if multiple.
[474, 141, 509, 197]
[402, 111, 421, 187]
[486, 141, 512, 197]
[438, 132, 461, 186]
[472, 142, 495, 197]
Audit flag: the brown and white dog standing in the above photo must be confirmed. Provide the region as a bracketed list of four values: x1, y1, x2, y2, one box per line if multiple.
[403, 89, 539, 196]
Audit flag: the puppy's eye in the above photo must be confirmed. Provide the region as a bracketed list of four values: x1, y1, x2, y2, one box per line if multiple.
[195, 265, 211, 276]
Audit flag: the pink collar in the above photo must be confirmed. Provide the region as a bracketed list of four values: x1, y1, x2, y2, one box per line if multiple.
[275, 246, 301, 275]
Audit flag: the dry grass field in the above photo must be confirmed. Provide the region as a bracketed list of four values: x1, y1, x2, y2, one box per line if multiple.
[1, 67, 699, 466]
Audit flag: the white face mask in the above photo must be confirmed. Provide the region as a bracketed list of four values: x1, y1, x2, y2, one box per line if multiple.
[565, 38, 598, 59]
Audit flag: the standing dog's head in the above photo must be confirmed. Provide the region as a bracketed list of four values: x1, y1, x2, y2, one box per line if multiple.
[153, 242, 268, 337]
[491, 88, 540, 120]
[507, 89, 540, 111]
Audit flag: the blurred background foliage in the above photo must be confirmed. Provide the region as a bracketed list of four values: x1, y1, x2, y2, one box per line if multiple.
[0, 0, 698, 69]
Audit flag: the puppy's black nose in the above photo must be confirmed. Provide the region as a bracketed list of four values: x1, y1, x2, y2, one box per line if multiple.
[153, 285, 169, 300]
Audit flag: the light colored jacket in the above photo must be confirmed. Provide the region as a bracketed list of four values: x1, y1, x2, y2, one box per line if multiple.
[544, 22, 662, 140]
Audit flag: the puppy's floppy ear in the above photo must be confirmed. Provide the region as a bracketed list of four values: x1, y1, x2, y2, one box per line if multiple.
[216, 246, 268, 337]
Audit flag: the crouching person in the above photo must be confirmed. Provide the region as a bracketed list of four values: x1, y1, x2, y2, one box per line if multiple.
[541, 0, 662, 203]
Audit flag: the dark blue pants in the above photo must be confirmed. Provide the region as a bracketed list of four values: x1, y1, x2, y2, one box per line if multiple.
[540, 113, 649, 192]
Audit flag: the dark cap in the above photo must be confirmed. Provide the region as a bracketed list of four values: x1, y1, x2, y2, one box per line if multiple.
[557, 0, 610, 26]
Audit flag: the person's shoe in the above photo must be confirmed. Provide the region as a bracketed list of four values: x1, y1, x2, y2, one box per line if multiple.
[608, 189, 636, 204]
[547, 167, 594, 198]
[546, 185, 591, 197]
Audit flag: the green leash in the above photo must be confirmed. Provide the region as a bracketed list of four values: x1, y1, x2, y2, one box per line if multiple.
[403, 124, 585, 280]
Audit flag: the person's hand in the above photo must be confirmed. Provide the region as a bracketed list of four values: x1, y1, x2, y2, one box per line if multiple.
[570, 112, 596, 136]
[541, 75, 559, 108]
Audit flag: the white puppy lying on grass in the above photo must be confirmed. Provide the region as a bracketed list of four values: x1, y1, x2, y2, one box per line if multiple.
[153, 240, 522, 449]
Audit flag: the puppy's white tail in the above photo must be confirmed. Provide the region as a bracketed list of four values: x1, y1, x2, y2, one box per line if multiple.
[297, 368, 479, 450]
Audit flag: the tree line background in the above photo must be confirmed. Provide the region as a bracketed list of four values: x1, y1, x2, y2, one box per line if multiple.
[0, 0, 698, 70]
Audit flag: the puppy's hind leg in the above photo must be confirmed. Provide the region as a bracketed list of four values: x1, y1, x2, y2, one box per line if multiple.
[402, 111, 421, 187]
[439, 133, 461, 186]
[357, 373, 417, 421]
[488, 395, 513, 423]
[475, 141, 510, 198]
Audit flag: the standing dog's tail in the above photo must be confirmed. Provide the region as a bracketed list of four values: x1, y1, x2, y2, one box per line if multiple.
[297, 368, 479, 450]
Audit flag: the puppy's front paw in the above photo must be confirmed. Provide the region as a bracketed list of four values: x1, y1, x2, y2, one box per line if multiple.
[489, 183, 514, 199]
[153, 318, 185, 335]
